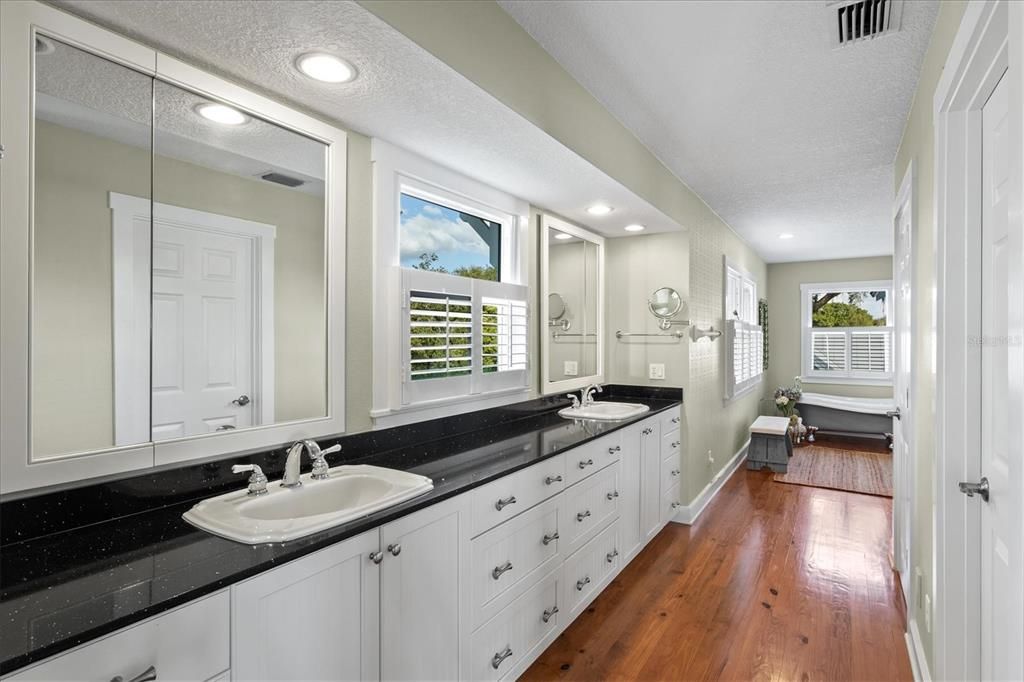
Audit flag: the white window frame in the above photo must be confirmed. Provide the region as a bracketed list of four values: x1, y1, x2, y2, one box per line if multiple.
[800, 279, 894, 386]
[371, 141, 530, 428]
[723, 257, 763, 401]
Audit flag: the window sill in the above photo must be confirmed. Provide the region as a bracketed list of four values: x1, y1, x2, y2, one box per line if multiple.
[371, 387, 531, 429]
[801, 375, 893, 387]
[724, 379, 762, 405]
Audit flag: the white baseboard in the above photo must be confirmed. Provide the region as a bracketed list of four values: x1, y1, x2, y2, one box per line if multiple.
[672, 439, 749, 525]
[905, 618, 931, 682]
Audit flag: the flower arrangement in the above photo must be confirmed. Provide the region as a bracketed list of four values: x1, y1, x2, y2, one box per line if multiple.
[773, 377, 803, 419]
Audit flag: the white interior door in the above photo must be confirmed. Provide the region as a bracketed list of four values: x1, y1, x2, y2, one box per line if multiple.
[977, 70, 1024, 681]
[893, 174, 914, 603]
[151, 221, 255, 440]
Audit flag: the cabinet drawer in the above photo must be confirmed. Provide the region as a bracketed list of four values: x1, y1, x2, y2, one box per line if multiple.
[662, 481, 682, 525]
[661, 453, 682, 492]
[563, 519, 621, 620]
[8, 591, 229, 682]
[565, 432, 621, 487]
[469, 568, 561, 682]
[660, 408, 682, 435]
[661, 430, 681, 459]
[471, 454, 566, 537]
[471, 497, 561, 628]
[558, 462, 620, 556]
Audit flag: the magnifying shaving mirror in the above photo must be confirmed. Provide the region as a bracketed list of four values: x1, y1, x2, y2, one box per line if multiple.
[648, 287, 687, 330]
[548, 292, 570, 331]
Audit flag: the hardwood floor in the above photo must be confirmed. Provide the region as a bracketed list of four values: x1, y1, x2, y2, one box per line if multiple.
[522, 466, 911, 681]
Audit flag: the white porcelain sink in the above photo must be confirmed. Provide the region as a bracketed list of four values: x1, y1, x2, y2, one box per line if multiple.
[183, 465, 433, 544]
[558, 402, 650, 421]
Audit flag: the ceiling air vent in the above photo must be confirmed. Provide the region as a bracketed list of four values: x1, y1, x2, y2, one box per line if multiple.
[830, 0, 903, 48]
[260, 171, 305, 188]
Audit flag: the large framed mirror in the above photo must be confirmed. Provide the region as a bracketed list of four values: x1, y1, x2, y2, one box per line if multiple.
[0, 2, 346, 493]
[540, 214, 605, 395]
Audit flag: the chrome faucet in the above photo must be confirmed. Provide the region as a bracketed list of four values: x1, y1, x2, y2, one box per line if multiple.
[281, 439, 341, 488]
[582, 384, 603, 407]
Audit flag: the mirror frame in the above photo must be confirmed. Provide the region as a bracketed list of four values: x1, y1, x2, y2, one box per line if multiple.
[0, 2, 347, 494]
[540, 213, 605, 396]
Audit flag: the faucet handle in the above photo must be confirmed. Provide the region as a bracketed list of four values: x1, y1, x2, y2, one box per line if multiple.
[232, 463, 269, 496]
[309, 444, 339, 481]
[566, 394, 581, 409]
[321, 444, 341, 456]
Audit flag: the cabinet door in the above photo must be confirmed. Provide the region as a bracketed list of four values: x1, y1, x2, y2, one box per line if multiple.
[232, 530, 380, 681]
[640, 420, 662, 541]
[380, 495, 468, 681]
[618, 423, 644, 561]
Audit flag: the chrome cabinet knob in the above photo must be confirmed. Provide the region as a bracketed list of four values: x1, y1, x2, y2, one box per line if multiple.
[542, 531, 560, 546]
[542, 605, 559, 623]
[671, 502, 681, 509]
[369, 551, 384, 565]
[492, 560, 514, 580]
[578, 458, 594, 469]
[606, 548, 619, 563]
[576, 509, 591, 522]
[216, 424, 236, 431]
[606, 490, 619, 500]
[495, 495, 517, 511]
[388, 543, 401, 556]
[958, 477, 990, 502]
[576, 576, 591, 591]
[671, 469, 680, 477]
[544, 474, 563, 485]
[111, 666, 157, 682]
[491, 646, 513, 670]
[232, 394, 250, 406]
[672, 416, 680, 424]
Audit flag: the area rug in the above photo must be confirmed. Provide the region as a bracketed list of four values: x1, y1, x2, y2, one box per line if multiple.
[773, 444, 892, 497]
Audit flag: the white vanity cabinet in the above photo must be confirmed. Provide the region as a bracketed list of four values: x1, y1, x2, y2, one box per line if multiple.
[231, 530, 380, 682]
[5, 591, 230, 682]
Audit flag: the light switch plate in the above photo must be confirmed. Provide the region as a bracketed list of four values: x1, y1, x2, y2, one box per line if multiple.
[649, 363, 666, 380]
[564, 361, 578, 376]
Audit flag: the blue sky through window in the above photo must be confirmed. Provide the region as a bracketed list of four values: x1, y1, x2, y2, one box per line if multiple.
[400, 194, 501, 277]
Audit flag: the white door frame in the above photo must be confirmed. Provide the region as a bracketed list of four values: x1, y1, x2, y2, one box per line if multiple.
[934, 1, 1018, 679]
[110, 192, 276, 444]
[893, 160, 915, 611]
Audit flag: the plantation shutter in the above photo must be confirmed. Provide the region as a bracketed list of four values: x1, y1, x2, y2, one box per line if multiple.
[402, 269, 473, 404]
[811, 331, 848, 371]
[725, 320, 764, 399]
[477, 280, 529, 392]
[850, 330, 891, 373]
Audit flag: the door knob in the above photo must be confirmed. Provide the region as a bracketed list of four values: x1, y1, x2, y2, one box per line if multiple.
[886, 407, 901, 420]
[232, 394, 251, 406]
[958, 477, 989, 502]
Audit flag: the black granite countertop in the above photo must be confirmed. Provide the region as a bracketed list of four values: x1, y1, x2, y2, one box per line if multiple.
[0, 387, 681, 674]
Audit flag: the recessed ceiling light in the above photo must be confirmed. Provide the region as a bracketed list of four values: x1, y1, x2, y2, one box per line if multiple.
[624, 224, 645, 232]
[586, 203, 613, 216]
[195, 103, 248, 126]
[778, 232, 795, 240]
[554, 232, 572, 240]
[296, 52, 357, 83]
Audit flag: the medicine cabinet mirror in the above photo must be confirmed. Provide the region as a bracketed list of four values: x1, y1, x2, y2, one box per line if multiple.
[540, 214, 605, 395]
[0, 2, 347, 493]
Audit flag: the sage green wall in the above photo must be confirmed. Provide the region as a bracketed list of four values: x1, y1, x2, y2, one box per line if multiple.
[344, 131, 375, 433]
[765, 256, 894, 399]
[892, 0, 968, 669]
[360, 0, 768, 505]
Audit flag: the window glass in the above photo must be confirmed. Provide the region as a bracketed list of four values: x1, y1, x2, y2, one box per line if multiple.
[810, 290, 888, 328]
[400, 193, 501, 281]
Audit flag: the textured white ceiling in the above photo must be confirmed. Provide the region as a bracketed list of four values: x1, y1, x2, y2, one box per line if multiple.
[499, 0, 940, 263]
[49, 0, 681, 237]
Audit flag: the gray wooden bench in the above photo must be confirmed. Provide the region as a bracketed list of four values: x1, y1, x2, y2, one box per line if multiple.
[746, 416, 792, 473]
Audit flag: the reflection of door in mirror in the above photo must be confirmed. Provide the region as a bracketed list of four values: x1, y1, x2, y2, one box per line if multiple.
[547, 229, 599, 380]
[32, 38, 154, 459]
[148, 80, 328, 440]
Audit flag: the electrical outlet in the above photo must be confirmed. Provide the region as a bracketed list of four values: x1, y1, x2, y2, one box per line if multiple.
[564, 361, 578, 376]
[648, 363, 666, 380]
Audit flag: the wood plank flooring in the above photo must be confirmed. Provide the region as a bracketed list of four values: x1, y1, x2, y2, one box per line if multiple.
[522, 464, 910, 681]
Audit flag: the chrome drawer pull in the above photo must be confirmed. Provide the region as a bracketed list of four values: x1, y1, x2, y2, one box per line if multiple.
[642, 427, 653, 435]
[671, 441, 680, 448]
[388, 543, 401, 556]
[492, 646, 513, 670]
[576, 576, 591, 591]
[542, 605, 559, 623]
[672, 416, 680, 424]
[492, 560, 514, 580]
[544, 474, 564, 485]
[608, 445, 621, 454]
[578, 458, 594, 469]
[111, 667, 157, 682]
[606, 490, 619, 501]
[576, 509, 591, 522]
[671, 502, 681, 509]
[369, 551, 383, 564]
[671, 469, 680, 477]
[495, 495, 517, 511]
[542, 531, 560, 545]
[606, 548, 619, 563]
